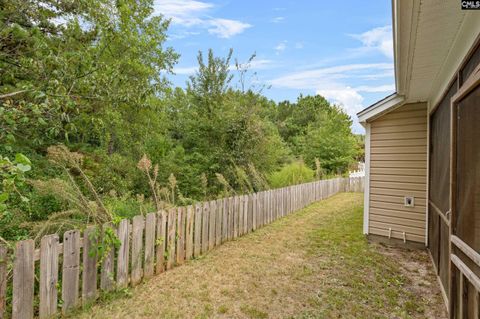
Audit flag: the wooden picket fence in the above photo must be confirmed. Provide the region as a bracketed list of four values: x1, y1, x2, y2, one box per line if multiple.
[1, 177, 364, 319]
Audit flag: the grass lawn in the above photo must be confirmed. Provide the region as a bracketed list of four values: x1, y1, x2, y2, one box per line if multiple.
[70, 193, 446, 319]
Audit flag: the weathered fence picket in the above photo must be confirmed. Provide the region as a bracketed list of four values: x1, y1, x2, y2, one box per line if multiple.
[186, 206, 194, 259]
[176, 207, 186, 265]
[39, 234, 59, 319]
[208, 201, 216, 250]
[62, 230, 80, 313]
[100, 224, 115, 292]
[82, 226, 98, 305]
[194, 204, 202, 257]
[116, 219, 130, 287]
[222, 198, 228, 243]
[238, 196, 244, 236]
[156, 211, 167, 274]
[202, 202, 209, 253]
[131, 215, 144, 285]
[0, 245, 6, 318]
[228, 197, 234, 240]
[12, 239, 34, 319]
[144, 212, 156, 278]
[4, 177, 363, 318]
[167, 208, 176, 270]
[233, 196, 239, 239]
[215, 199, 222, 246]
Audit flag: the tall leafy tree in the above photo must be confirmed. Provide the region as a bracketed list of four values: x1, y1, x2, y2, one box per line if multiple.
[0, 0, 178, 151]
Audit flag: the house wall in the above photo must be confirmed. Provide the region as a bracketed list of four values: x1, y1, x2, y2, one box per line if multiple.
[367, 102, 428, 243]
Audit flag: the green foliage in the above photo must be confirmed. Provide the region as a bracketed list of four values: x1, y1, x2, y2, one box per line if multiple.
[274, 95, 359, 174]
[0, 1, 361, 242]
[0, 0, 177, 150]
[299, 106, 358, 174]
[354, 134, 365, 162]
[0, 153, 31, 210]
[267, 161, 315, 188]
[0, 153, 32, 241]
[104, 194, 154, 220]
[169, 50, 289, 198]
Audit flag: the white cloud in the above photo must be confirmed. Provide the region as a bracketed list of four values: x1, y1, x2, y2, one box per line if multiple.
[153, 0, 212, 26]
[269, 63, 393, 90]
[271, 16, 285, 23]
[173, 66, 198, 75]
[153, 0, 251, 38]
[350, 25, 393, 59]
[168, 31, 201, 40]
[269, 63, 395, 132]
[317, 87, 365, 132]
[208, 19, 251, 38]
[317, 87, 364, 114]
[242, 59, 275, 70]
[275, 41, 287, 54]
[317, 84, 394, 120]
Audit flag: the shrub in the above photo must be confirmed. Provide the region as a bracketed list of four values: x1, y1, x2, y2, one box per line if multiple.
[267, 161, 315, 188]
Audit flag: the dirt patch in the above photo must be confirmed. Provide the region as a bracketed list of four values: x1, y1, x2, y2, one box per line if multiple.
[376, 244, 448, 319]
[71, 193, 446, 319]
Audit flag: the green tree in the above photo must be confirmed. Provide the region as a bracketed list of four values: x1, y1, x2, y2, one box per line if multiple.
[299, 105, 358, 174]
[1, 0, 178, 151]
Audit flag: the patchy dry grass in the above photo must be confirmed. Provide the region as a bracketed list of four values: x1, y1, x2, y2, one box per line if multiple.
[70, 193, 446, 319]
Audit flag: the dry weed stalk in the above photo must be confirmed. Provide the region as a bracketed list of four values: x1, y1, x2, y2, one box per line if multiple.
[29, 145, 115, 245]
[137, 154, 162, 211]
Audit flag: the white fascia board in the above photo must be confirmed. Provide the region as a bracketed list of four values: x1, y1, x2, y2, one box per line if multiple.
[357, 94, 405, 123]
[392, 0, 401, 93]
[363, 123, 371, 235]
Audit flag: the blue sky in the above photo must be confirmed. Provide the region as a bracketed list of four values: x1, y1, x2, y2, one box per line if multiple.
[155, 0, 395, 133]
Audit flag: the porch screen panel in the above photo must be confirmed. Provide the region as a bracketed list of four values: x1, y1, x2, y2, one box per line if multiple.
[429, 80, 456, 295]
[455, 84, 480, 254]
[453, 83, 480, 317]
[460, 43, 480, 85]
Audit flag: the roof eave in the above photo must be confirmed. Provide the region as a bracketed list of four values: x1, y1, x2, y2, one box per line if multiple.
[357, 93, 405, 123]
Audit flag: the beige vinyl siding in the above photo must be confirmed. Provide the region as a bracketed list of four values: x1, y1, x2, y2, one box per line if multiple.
[368, 102, 428, 243]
